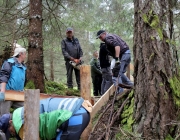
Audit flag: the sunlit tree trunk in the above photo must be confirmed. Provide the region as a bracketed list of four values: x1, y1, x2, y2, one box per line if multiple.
[27, 0, 44, 92]
[133, 0, 177, 139]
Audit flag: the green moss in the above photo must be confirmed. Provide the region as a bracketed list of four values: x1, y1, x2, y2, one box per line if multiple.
[165, 134, 173, 140]
[120, 91, 135, 132]
[150, 15, 159, 28]
[25, 80, 35, 89]
[149, 53, 154, 62]
[166, 39, 176, 46]
[142, 10, 163, 40]
[45, 81, 80, 96]
[157, 28, 163, 40]
[151, 36, 155, 40]
[169, 76, 180, 107]
[164, 92, 169, 100]
[159, 83, 163, 86]
[142, 14, 149, 23]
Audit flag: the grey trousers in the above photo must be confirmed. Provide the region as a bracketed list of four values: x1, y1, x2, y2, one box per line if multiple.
[0, 130, 6, 140]
[101, 67, 113, 95]
[0, 101, 24, 115]
[65, 61, 80, 90]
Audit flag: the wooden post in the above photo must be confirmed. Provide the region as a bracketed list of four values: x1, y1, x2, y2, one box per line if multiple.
[80, 65, 92, 140]
[80, 65, 91, 101]
[24, 89, 40, 140]
[126, 64, 130, 79]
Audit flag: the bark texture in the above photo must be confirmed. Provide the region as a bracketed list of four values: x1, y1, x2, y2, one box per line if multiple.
[27, 0, 45, 92]
[50, 49, 54, 81]
[133, 0, 176, 139]
[0, 46, 12, 67]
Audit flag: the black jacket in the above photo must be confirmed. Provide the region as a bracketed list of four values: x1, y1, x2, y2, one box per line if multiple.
[99, 43, 110, 68]
[105, 34, 129, 58]
[61, 37, 83, 61]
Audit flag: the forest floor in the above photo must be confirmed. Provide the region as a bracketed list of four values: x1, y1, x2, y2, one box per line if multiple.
[89, 89, 135, 140]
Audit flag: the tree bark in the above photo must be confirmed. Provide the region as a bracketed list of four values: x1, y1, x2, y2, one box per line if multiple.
[27, 0, 45, 92]
[50, 49, 54, 81]
[133, 0, 176, 139]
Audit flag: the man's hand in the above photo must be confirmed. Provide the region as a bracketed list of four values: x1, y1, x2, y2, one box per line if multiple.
[0, 92, 5, 101]
[115, 57, 120, 65]
[74, 59, 80, 64]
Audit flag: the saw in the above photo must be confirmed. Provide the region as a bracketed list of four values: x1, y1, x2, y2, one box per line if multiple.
[69, 60, 84, 70]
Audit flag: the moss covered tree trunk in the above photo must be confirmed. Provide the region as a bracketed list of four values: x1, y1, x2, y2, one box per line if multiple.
[133, 0, 177, 139]
[27, 0, 45, 92]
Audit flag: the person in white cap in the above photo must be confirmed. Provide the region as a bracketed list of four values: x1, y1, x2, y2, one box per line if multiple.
[0, 44, 26, 139]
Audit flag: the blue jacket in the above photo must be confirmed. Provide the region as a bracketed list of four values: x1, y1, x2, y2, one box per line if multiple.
[12, 97, 84, 139]
[0, 57, 26, 91]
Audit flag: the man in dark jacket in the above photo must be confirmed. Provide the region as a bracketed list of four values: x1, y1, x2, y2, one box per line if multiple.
[90, 51, 102, 96]
[61, 27, 83, 90]
[96, 30, 133, 93]
[99, 43, 113, 95]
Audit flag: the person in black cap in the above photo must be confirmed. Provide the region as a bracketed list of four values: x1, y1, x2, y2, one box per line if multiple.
[96, 30, 133, 93]
[61, 27, 83, 90]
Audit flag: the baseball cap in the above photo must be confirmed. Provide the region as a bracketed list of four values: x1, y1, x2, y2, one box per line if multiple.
[96, 30, 105, 39]
[0, 114, 11, 133]
[66, 27, 73, 33]
[13, 47, 26, 57]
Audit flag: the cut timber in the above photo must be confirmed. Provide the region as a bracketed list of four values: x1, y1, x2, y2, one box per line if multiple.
[91, 85, 115, 118]
[24, 89, 40, 140]
[5, 90, 76, 101]
[80, 65, 92, 140]
[80, 65, 91, 102]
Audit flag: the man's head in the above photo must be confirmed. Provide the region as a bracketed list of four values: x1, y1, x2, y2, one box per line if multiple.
[96, 30, 106, 41]
[66, 27, 74, 39]
[13, 46, 27, 62]
[8, 120, 16, 136]
[93, 51, 99, 59]
[0, 114, 15, 136]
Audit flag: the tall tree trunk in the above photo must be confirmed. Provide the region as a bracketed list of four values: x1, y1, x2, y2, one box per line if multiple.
[50, 49, 54, 81]
[133, 0, 176, 139]
[27, 0, 44, 92]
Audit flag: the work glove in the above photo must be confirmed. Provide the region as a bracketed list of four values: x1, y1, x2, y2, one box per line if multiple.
[112, 64, 120, 77]
[0, 92, 5, 101]
[115, 57, 120, 65]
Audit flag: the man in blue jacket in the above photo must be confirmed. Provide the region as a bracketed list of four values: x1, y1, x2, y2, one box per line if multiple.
[61, 27, 83, 90]
[0, 45, 27, 139]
